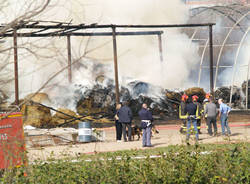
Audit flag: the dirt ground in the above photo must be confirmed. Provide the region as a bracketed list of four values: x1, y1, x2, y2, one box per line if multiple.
[27, 121, 250, 161]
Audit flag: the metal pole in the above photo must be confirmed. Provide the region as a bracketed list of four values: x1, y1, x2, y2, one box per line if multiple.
[198, 38, 209, 87]
[112, 26, 120, 104]
[158, 34, 163, 62]
[246, 58, 250, 109]
[209, 25, 214, 97]
[67, 35, 72, 83]
[13, 29, 19, 105]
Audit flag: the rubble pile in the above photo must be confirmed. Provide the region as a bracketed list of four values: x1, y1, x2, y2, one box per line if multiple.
[2, 80, 250, 128]
[242, 80, 250, 108]
[215, 87, 231, 102]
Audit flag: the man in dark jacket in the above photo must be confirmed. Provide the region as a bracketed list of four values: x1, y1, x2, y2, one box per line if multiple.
[138, 103, 153, 147]
[185, 97, 199, 143]
[117, 101, 133, 142]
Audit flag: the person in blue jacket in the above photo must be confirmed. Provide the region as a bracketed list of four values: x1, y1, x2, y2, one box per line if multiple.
[117, 101, 133, 142]
[138, 103, 153, 147]
[218, 98, 231, 136]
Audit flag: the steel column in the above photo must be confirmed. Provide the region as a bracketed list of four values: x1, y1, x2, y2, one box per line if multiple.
[158, 34, 163, 62]
[13, 29, 19, 105]
[209, 25, 214, 96]
[112, 26, 120, 104]
[67, 35, 72, 83]
[246, 58, 250, 109]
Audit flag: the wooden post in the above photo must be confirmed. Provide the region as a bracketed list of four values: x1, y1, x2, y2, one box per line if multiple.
[112, 26, 120, 104]
[13, 29, 19, 105]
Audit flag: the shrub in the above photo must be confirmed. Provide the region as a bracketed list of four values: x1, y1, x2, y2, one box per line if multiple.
[1, 143, 249, 184]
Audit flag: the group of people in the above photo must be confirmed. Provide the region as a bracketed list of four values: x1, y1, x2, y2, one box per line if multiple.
[114, 93, 232, 147]
[179, 93, 232, 144]
[115, 102, 153, 147]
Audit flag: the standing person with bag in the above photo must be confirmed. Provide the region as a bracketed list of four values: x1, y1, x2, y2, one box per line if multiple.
[218, 99, 231, 136]
[139, 103, 153, 147]
[115, 103, 122, 142]
[117, 101, 133, 142]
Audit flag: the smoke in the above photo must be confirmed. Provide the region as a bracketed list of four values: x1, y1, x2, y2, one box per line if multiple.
[72, 0, 200, 89]
[219, 35, 250, 87]
[1, 0, 202, 110]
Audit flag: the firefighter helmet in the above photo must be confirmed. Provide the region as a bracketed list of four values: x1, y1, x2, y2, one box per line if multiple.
[192, 95, 199, 101]
[205, 93, 211, 99]
[181, 94, 188, 101]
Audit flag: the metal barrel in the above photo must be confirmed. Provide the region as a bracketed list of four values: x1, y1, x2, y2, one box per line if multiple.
[78, 122, 92, 142]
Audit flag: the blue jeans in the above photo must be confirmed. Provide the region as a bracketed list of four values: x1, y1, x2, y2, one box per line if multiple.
[186, 118, 199, 141]
[142, 126, 152, 146]
[220, 114, 231, 135]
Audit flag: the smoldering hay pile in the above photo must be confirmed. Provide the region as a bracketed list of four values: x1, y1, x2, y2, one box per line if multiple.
[1, 79, 246, 128]
[17, 80, 208, 128]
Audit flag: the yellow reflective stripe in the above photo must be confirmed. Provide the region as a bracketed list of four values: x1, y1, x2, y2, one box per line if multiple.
[7, 114, 22, 118]
[196, 106, 200, 119]
[0, 114, 22, 120]
[179, 105, 187, 119]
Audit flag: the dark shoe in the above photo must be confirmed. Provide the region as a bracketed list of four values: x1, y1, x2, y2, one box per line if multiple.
[142, 145, 146, 147]
[146, 145, 153, 147]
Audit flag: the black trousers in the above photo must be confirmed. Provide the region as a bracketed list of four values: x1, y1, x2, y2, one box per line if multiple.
[115, 120, 122, 140]
[122, 122, 131, 141]
[206, 117, 217, 135]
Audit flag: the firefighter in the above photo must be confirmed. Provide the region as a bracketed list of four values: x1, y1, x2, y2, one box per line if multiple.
[185, 97, 199, 144]
[192, 95, 202, 134]
[179, 94, 188, 134]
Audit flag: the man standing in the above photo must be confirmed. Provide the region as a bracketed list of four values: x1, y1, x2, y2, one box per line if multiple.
[185, 97, 199, 144]
[204, 98, 218, 136]
[139, 103, 153, 147]
[218, 99, 231, 136]
[179, 94, 188, 134]
[192, 95, 202, 134]
[117, 101, 133, 142]
[114, 103, 122, 142]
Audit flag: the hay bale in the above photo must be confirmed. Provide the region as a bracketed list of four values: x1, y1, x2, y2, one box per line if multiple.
[166, 91, 182, 102]
[24, 93, 50, 103]
[76, 98, 108, 115]
[184, 87, 206, 102]
[51, 108, 81, 127]
[21, 104, 52, 127]
[53, 108, 78, 120]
